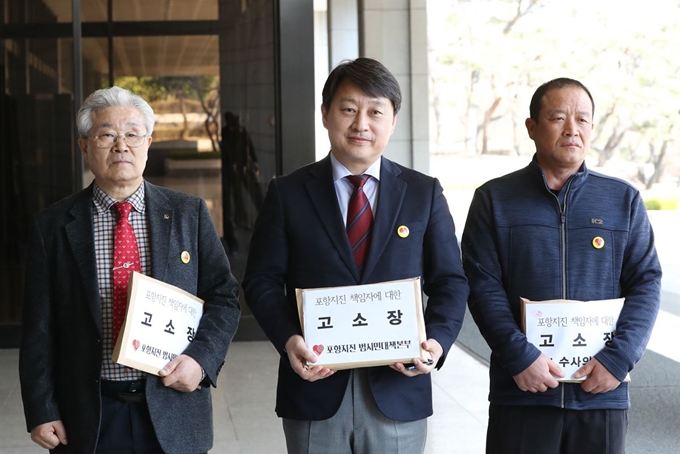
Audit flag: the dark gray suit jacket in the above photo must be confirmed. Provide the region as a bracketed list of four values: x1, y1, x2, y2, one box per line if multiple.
[243, 155, 469, 422]
[19, 181, 240, 454]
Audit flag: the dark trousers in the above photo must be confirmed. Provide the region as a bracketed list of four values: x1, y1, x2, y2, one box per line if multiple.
[97, 380, 164, 454]
[486, 404, 627, 454]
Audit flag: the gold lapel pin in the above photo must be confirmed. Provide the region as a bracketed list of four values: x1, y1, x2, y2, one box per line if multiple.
[592, 237, 605, 249]
[181, 251, 191, 263]
[397, 225, 410, 238]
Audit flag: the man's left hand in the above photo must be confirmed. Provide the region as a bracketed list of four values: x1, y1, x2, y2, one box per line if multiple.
[390, 339, 443, 377]
[573, 358, 622, 393]
[159, 354, 204, 392]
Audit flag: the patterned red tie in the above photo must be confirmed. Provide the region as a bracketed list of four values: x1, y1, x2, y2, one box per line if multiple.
[112, 202, 141, 345]
[346, 175, 373, 274]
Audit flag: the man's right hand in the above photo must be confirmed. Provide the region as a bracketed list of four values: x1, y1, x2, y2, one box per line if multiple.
[285, 335, 336, 382]
[513, 353, 563, 393]
[30, 420, 68, 449]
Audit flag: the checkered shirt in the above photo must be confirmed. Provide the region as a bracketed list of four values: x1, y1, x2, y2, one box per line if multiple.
[93, 182, 151, 381]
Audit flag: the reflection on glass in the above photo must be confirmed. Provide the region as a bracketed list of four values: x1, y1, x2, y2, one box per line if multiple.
[82, 38, 110, 95]
[1, 36, 75, 326]
[5, 0, 72, 23]
[1, 0, 278, 338]
[81, 0, 107, 22]
[113, 0, 218, 21]
[112, 36, 219, 78]
[109, 35, 222, 236]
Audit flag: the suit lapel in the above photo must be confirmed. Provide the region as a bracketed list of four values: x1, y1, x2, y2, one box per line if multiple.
[65, 187, 103, 331]
[362, 157, 406, 281]
[144, 182, 173, 282]
[305, 157, 359, 280]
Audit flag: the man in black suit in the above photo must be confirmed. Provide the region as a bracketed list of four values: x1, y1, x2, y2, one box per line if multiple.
[19, 86, 240, 453]
[243, 58, 469, 453]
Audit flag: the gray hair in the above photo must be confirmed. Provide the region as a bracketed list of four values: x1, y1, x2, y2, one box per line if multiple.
[76, 86, 155, 137]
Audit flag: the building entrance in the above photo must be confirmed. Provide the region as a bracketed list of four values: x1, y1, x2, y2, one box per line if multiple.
[0, 0, 285, 346]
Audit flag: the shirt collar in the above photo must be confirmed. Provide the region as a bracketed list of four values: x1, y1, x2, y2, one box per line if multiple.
[330, 153, 382, 183]
[92, 181, 146, 215]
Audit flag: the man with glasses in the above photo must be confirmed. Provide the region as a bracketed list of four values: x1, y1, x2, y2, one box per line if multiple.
[19, 86, 241, 453]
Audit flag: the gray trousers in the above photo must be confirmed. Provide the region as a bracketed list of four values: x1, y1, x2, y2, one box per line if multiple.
[283, 369, 427, 454]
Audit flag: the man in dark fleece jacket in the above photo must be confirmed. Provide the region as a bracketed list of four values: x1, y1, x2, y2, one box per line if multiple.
[462, 77, 661, 454]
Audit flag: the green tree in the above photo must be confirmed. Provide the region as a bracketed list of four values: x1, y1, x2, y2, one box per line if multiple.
[113, 75, 221, 151]
[113, 76, 167, 103]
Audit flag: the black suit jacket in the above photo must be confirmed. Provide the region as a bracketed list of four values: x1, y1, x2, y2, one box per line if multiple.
[243, 155, 468, 421]
[19, 181, 240, 454]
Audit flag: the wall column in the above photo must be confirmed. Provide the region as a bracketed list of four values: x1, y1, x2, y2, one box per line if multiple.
[358, 0, 429, 174]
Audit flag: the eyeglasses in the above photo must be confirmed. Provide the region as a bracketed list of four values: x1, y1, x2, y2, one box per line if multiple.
[89, 131, 149, 148]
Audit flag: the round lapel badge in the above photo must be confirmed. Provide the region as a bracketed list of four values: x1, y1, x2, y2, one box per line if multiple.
[592, 237, 605, 249]
[181, 251, 191, 263]
[397, 225, 410, 238]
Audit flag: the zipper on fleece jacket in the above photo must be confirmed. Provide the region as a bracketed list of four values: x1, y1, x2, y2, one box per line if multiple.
[547, 176, 576, 409]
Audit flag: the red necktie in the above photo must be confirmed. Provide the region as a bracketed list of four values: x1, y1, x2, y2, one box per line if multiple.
[112, 202, 141, 345]
[346, 175, 373, 274]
